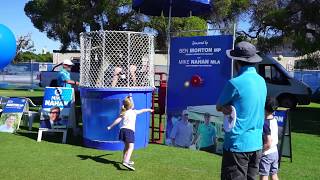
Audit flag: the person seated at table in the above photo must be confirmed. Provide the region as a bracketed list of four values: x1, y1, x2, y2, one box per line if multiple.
[40, 106, 67, 129]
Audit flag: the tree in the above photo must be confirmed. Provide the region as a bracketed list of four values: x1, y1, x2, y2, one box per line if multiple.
[207, 0, 251, 33]
[16, 51, 38, 62]
[14, 33, 35, 63]
[147, 16, 207, 50]
[236, 0, 320, 56]
[25, 0, 211, 51]
[24, 0, 147, 51]
[38, 52, 53, 62]
[14, 51, 53, 63]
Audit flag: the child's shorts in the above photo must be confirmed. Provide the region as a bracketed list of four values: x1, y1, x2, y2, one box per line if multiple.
[259, 151, 279, 176]
[119, 128, 135, 143]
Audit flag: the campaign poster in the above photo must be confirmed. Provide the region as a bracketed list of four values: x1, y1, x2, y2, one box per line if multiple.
[166, 35, 233, 154]
[40, 87, 75, 129]
[274, 110, 292, 158]
[0, 98, 27, 133]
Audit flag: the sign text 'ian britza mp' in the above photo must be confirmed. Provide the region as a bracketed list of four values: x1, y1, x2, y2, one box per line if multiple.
[166, 35, 233, 154]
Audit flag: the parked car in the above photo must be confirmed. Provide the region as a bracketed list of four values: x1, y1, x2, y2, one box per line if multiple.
[256, 54, 312, 108]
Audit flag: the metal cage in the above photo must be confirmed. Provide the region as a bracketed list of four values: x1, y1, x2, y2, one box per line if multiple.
[80, 31, 155, 88]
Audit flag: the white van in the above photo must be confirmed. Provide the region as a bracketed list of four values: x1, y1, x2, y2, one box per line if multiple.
[256, 54, 311, 108]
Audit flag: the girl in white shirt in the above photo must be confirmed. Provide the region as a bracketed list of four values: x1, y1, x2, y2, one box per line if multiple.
[107, 94, 153, 171]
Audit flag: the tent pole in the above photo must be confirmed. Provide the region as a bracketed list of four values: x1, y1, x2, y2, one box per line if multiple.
[167, 0, 172, 56]
[164, 0, 173, 130]
[231, 22, 236, 78]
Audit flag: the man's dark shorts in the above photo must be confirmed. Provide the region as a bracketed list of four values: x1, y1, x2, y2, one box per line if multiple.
[119, 128, 135, 143]
[221, 149, 262, 180]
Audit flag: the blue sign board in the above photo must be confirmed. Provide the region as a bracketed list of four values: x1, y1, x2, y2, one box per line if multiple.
[42, 87, 73, 109]
[0, 98, 27, 133]
[167, 35, 233, 112]
[273, 109, 292, 161]
[40, 87, 75, 129]
[274, 110, 287, 127]
[165, 35, 233, 152]
[3, 98, 27, 113]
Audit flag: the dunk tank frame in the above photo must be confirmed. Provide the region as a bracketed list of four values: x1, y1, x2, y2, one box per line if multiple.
[79, 30, 155, 150]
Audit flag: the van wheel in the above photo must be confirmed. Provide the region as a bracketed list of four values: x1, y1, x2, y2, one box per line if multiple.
[278, 95, 297, 108]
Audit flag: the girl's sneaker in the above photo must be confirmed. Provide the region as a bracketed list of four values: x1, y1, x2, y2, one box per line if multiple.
[122, 160, 134, 165]
[122, 162, 135, 171]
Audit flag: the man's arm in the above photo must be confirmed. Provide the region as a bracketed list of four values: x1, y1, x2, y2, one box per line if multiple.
[170, 123, 178, 146]
[216, 81, 238, 114]
[60, 71, 79, 86]
[65, 80, 79, 86]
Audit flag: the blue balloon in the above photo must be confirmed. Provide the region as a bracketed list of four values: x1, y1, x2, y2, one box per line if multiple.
[0, 24, 16, 69]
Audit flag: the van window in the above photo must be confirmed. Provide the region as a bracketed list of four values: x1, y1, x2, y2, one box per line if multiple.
[259, 65, 290, 85]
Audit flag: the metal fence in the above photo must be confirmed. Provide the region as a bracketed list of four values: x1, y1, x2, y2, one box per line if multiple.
[0, 62, 53, 89]
[79, 31, 155, 88]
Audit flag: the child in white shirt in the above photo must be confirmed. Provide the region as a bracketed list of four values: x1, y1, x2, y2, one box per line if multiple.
[107, 94, 153, 171]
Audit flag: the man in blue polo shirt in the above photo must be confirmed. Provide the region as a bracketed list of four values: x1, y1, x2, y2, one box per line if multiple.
[216, 41, 267, 180]
[57, 59, 79, 88]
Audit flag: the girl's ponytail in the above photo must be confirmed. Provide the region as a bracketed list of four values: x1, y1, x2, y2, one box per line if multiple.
[120, 96, 133, 116]
[120, 105, 126, 116]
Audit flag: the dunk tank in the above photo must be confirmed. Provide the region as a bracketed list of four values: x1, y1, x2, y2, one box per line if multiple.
[79, 31, 154, 150]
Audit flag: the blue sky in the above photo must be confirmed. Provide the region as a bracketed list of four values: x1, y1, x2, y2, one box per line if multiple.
[0, 1, 60, 53]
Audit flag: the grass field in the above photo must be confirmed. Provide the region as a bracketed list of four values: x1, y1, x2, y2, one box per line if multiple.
[0, 89, 319, 179]
[0, 89, 44, 97]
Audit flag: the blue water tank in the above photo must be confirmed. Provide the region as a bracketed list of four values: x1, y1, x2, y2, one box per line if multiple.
[80, 87, 153, 150]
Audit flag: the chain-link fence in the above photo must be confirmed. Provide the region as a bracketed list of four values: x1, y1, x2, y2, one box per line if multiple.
[0, 62, 50, 89]
[80, 31, 154, 88]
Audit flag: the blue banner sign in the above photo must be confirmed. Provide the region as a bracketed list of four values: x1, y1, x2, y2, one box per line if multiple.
[42, 87, 73, 108]
[0, 98, 27, 133]
[273, 109, 292, 160]
[40, 87, 75, 129]
[166, 35, 233, 153]
[3, 98, 27, 113]
[167, 35, 233, 112]
[274, 110, 287, 127]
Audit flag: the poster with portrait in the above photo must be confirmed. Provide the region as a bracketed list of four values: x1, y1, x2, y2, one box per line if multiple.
[166, 35, 233, 154]
[274, 110, 292, 160]
[40, 87, 75, 129]
[0, 98, 28, 133]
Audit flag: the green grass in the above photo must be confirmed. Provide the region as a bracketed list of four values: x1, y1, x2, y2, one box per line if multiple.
[290, 103, 320, 135]
[277, 103, 320, 179]
[0, 132, 221, 180]
[0, 89, 319, 179]
[0, 89, 44, 97]
[279, 133, 320, 179]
